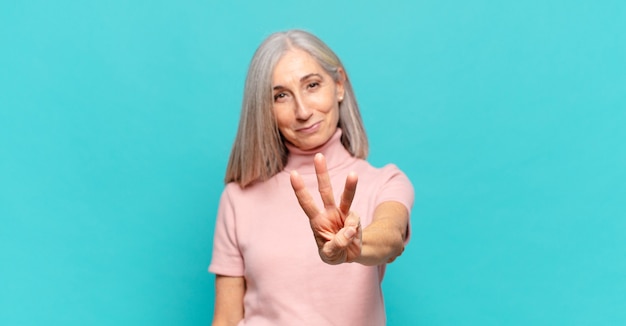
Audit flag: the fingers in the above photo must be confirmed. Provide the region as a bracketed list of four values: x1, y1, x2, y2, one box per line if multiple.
[314, 153, 336, 209]
[339, 172, 358, 216]
[344, 211, 360, 229]
[290, 170, 321, 219]
[321, 225, 359, 265]
[320, 212, 362, 264]
[294, 153, 359, 224]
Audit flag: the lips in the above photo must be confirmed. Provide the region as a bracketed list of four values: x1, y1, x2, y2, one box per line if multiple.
[296, 121, 321, 134]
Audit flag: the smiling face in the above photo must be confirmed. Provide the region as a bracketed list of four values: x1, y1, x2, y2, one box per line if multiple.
[272, 48, 345, 151]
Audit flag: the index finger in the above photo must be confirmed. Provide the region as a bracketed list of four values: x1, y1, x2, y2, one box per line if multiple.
[290, 170, 321, 219]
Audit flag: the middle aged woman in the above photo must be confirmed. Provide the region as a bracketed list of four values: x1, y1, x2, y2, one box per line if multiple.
[209, 29, 414, 326]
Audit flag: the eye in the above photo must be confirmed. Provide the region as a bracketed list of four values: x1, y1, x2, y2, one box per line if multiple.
[274, 92, 288, 102]
[307, 82, 320, 89]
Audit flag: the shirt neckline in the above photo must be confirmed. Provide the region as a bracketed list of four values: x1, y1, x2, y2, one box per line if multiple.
[283, 128, 354, 174]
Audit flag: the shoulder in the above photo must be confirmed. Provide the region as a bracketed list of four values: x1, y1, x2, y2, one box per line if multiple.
[218, 182, 252, 212]
[222, 181, 243, 198]
[378, 163, 413, 192]
[374, 163, 413, 194]
[218, 182, 241, 205]
[351, 160, 411, 185]
[353, 161, 414, 210]
[379, 164, 412, 184]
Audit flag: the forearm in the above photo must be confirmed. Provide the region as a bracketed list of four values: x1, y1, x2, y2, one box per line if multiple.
[212, 275, 245, 326]
[354, 201, 409, 266]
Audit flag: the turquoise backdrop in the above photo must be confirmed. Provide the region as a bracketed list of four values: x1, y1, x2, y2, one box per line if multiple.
[1, 1, 625, 325]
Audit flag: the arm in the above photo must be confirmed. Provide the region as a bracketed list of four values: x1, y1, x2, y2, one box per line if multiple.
[212, 275, 245, 326]
[354, 201, 409, 266]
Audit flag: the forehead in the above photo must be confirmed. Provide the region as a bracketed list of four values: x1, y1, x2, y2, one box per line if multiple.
[272, 48, 326, 83]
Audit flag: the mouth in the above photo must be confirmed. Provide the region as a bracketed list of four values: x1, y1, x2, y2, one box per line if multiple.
[296, 121, 321, 134]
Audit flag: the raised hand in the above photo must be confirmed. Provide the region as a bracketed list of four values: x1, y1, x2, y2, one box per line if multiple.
[290, 153, 362, 265]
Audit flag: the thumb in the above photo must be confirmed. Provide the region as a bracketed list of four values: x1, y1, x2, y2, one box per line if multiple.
[330, 226, 357, 250]
[344, 226, 357, 239]
[321, 226, 358, 265]
[344, 211, 360, 229]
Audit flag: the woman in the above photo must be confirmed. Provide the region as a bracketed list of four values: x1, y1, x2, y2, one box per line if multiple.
[209, 30, 414, 326]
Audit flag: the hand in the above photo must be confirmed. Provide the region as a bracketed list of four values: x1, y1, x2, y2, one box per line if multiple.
[290, 153, 362, 265]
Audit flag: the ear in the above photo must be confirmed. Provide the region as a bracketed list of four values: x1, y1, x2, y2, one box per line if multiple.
[336, 67, 346, 101]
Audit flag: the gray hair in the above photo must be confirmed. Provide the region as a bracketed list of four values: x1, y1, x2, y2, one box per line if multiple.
[225, 29, 368, 187]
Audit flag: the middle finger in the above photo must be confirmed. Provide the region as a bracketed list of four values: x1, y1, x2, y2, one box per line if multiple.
[314, 153, 336, 209]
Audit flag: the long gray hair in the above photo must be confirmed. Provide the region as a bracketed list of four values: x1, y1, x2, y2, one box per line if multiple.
[225, 29, 368, 187]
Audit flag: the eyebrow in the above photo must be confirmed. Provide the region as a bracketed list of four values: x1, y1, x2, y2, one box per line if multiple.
[273, 73, 324, 90]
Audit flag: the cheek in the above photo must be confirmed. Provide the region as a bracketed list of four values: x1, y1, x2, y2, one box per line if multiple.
[307, 92, 337, 112]
[273, 107, 293, 129]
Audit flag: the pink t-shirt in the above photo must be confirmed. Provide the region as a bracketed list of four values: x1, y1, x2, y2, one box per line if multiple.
[209, 130, 414, 325]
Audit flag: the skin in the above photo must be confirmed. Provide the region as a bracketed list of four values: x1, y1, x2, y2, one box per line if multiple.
[212, 48, 409, 325]
[290, 155, 409, 265]
[212, 275, 244, 326]
[271, 48, 345, 151]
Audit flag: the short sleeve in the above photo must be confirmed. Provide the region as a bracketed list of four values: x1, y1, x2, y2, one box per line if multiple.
[375, 164, 414, 212]
[208, 187, 245, 276]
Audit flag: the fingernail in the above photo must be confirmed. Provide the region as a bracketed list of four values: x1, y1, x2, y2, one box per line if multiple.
[345, 227, 356, 239]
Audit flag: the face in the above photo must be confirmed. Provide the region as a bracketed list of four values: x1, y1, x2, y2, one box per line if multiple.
[271, 48, 345, 150]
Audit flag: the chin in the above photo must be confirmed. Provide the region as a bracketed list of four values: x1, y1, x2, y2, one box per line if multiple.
[304, 137, 331, 150]
[285, 128, 334, 150]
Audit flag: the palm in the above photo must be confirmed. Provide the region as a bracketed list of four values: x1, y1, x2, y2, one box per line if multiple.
[290, 153, 362, 265]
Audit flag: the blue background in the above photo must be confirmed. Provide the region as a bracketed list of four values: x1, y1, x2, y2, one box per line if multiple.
[1, 0, 625, 325]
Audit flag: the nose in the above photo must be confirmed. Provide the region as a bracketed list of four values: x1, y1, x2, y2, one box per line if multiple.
[294, 95, 312, 121]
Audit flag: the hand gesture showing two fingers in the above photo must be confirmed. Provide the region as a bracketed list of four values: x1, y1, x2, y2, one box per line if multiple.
[290, 153, 362, 265]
